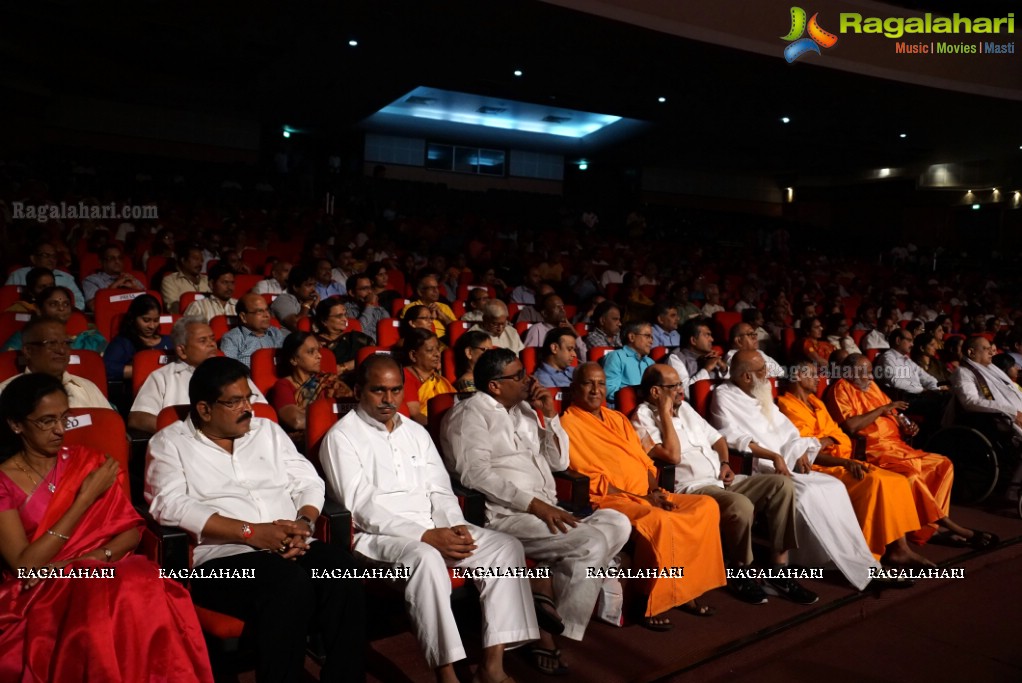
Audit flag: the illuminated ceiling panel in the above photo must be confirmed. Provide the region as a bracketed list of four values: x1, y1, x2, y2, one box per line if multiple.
[375, 87, 626, 139]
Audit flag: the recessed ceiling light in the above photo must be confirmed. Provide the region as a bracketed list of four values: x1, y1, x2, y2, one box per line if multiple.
[578, 160, 589, 171]
[972, 204, 981, 210]
[513, 69, 523, 77]
[780, 116, 791, 124]
[658, 96, 666, 103]
[348, 39, 358, 47]
[282, 130, 290, 139]
[899, 133, 907, 138]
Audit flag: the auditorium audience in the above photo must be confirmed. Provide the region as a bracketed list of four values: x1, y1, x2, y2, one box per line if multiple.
[313, 297, 370, 376]
[3, 286, 106, 353]
[948, 336, 1022, 439]
[583, 300, 623, 351]
[4, 267, 54, 314]
[651, 301, 681, 349]
[161, 242, 208, 314]
[451, 330, 492, 392]
[534, 327, 578, 388]
[668, 317, 728, 388]
[102, 294, 173, 381]
[725, 322, 784, 378]
[401, 273, 456, 339]
[270, 263, 319, 333]
[401, 328, 455, 425]
[461, 286, 490, 322]
[912, 332, 951, 386]
[147, 357, 365, 683]
[522, 292, 587, 358]
[81, 244, 144, 310]
[182, 263, 237, 322]
[268, 331, 352, 432]
[0, 319, 108, 408]
[798, 316, 834, 369]
[343, 274, 388, 344]
[320, 354, 532, 683]
[128, 317, 266, 434]
[314, 258, 345, 301]
[0, 373, 215, 682]
[469, 299, 524, 354]
[824, 313, 862, 355]
[603, 321, 656, 401]
[221, 292, 288, 367]
[251, 259, 291, 295]
[5, 240, 86, 311]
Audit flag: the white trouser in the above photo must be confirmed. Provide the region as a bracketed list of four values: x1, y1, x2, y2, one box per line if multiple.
[489, 508, 632, 640]
[354, 523, 538, 668]
[786, 471, 882, 590]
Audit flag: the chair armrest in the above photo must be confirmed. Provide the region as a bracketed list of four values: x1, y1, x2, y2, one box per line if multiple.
[655, 463, 676, 491]
[728, 451, 752, 475]
[138, 513, 191, 577]
[851, 434, 868, 460]
[553, 469, 590, 513]
[451, 481, 487, 526]
[317, 498, 352, 549]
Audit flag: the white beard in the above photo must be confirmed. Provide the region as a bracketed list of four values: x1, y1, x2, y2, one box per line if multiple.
[751, 376, 775, 427]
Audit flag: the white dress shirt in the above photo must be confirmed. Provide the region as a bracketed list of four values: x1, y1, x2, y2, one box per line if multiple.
[320, 408, 466, 543]
[145, 416, 325, 566]
[468, 323, 524, 355]
[949, 360, 1022, 436]
[724, 349, 785, 379]
[862, 329, 889, 350]
[440, 392, 569, 521]
[631, 401, 725, 493]
[876, 350, 938, 394]
[0, 369, 109, 409]
[130, 360, 266, 416]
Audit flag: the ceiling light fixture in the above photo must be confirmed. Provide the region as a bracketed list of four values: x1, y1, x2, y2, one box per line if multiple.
[578, 160, 589, 171]
[348, 39, 358, 47]
[658, 96, 666, 103]
[899, 133, 907, 138]
[513, 69, 523, 77]
[780, 116, 791, 124]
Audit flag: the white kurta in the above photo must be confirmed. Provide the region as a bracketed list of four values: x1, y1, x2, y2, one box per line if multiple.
[950, 359, 1022, 437]
[130, 360, 266, 417]
[709, 383, 880, 589]
[441, 393, 630, 640]
[320, 408, 538, 667]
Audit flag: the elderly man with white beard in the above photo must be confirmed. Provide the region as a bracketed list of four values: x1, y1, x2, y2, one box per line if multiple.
[709, 350, 883, 591]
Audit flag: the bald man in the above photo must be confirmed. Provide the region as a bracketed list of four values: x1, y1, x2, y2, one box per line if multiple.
[220, 293, 287, 367]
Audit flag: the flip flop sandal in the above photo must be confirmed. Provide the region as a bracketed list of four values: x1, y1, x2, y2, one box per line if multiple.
[967, 529, 999, 549]
[533, 594, 565, 635]
[929, 531, 969, 548]
[526, 647, 570, 676]
[641, 614, 673, 631]
[677, 601, 716, 617]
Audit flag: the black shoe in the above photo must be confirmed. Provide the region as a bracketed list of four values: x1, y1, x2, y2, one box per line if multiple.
[727, 576, 768, 605]
[763, 576, 819, 605]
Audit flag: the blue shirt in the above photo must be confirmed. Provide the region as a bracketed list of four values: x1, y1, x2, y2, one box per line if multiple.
[652, 325, 680, 349]
[534, 362, 575, 388]
[315, 281, 345, 301]
[103, 334, 174, 381]
[220, 325, 287, 367]
[603, 346, 655, 400]
[6, 267, 86, 311]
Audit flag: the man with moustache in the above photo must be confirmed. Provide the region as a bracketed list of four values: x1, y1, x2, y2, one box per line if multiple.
[668, 317, 728, 389]
[710, 350, 882, 591]
[522, 292, 588, 361]
[724, 322, 784, 379]
[146, 357, 365, 683]
[319, 355, 537, 683]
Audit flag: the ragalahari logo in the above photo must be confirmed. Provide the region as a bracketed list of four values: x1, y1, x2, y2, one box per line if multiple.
[781, 7, 838, 62]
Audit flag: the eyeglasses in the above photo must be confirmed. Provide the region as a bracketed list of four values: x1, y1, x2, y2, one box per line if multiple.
[24, 414, 73, 431]
[215, 393, 256, 410]
[656, 383, 683, 391]
[26, 339, 73, 350]
[471, 346, 489, 352]
[491, 369, 526, 382]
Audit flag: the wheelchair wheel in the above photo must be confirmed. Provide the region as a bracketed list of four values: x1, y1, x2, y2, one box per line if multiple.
[926, 426, 999, 505]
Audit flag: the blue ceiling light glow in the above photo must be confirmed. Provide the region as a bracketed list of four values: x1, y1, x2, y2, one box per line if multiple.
[578, 161, 588, 170]
[375, 87, 625, 139]
[972, 203, 981, 210]
[282, 129, 291, 138]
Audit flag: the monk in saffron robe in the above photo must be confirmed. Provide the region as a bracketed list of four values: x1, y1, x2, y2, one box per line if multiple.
[778, 361, 931, 565]
[826, 354, 997, 549]
[560, 363, 725, 631]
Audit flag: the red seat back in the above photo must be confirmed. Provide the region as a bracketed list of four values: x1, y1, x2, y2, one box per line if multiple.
[94, 289, 160, 341]
[63, 408, 130, 498]
[132, 349, 173, 396]
[616, 386, 639, 416]
[377, 319, 401, 348]
[67, 350, 108, 398]
[587, 346, 614, 363]
[689, 378, 713, 418]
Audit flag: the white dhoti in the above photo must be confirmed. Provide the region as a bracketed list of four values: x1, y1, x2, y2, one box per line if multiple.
[353, 523, 539, 668]
[787, 472, 881, 590]
[489, 508, 632, 640]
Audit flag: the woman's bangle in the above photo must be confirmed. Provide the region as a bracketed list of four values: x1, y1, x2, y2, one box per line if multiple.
[47, 529, 70, 541]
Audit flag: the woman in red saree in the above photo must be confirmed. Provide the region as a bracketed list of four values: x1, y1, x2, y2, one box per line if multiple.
[0, 373, 213, 682]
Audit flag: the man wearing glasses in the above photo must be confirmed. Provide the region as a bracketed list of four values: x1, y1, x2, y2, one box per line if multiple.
[129, 316, 266, 434]
[460, 287, 490, 322]
[5, 239, 87, 310]
[0, 318, 109, 407]
[469, 299, 524, 355]
[724, 323, 785, 379]
[631, 364, 801, 606]
[400, 274, 456, 338]
[147, 357, 366, 683]
[602, 321, 656, 401]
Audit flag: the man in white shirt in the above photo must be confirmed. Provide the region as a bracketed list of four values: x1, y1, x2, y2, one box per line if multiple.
[710, 351, 883, 591]
[876, 328, 949, 441]
[469, 300, 524, 355]
[725, 322, 785, 379]
[948, 336, 1022, 438]
[5, 240, 87, 310]
[460, 287, 490, 322]
[182, 263, 238, 322]
[631, 365, 802, 605]
[442, 349, 630, 672]
[0, 319, 109, 408]
[128, 316, 266, 434]
[251, 260, 291, 295]
[701, 283, 725, 317]
[862, 314, 898, 351]
[146, 357, 365, 683]
[320, 355, 537, 683]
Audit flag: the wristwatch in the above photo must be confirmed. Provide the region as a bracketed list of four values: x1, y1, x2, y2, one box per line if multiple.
[102, 547, 113, 561]
[241, 523, 254, 540]
[297, 514, 316, 535]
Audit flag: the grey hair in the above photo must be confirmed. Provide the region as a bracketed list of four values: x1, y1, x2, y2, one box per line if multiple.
[171, 315, 207, 347]
[482, 299, 508, 319]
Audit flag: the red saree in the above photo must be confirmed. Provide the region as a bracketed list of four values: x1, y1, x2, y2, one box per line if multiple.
[0, 445, 213, 682]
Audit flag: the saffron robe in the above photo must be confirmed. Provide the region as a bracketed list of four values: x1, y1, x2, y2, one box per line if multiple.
[560, 405, 725, 617]
[827, 380, 953, 543]
[778, 393, 923, 559]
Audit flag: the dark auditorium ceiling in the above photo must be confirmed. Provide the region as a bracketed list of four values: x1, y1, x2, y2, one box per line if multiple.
[2, 0, 1020, 180]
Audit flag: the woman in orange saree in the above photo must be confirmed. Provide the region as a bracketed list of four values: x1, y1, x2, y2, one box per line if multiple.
[0, 373, 213, 682]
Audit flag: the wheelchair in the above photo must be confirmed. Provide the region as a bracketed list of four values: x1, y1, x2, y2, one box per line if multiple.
[923, 407, 1022, 518]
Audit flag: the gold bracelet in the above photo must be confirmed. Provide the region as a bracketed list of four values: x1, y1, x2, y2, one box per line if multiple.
[47, 529, 70, 541]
